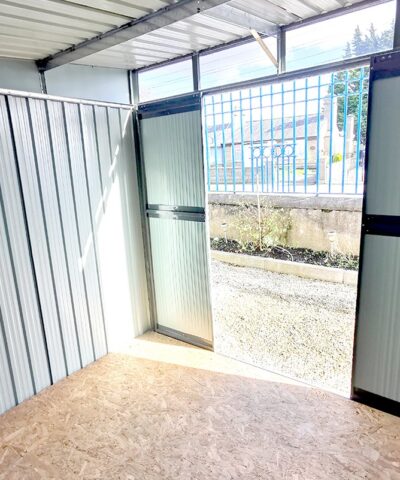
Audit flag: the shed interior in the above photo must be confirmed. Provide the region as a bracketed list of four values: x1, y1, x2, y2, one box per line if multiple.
[0, 0, 400, 477]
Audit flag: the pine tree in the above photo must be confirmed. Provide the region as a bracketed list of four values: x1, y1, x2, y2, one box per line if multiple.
[351, 26, 365, 56]
[330, 22, 394, 143]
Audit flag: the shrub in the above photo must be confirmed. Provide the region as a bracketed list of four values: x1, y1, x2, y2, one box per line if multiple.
[232, 199, 291, 252]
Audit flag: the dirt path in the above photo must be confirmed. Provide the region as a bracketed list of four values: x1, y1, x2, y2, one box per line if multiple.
[211, 260, 357, 395]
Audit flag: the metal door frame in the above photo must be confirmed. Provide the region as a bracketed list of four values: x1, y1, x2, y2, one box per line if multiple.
[351, 50, 400, 417]
[134, 92, 214, 350]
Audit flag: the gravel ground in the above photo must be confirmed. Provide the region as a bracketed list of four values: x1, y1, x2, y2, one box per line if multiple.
[211, 259, 357, 396]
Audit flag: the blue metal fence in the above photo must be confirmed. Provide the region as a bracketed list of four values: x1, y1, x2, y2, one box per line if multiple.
[203, 66, 369, 195]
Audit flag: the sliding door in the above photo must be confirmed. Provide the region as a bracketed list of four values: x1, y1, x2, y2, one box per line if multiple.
[139, 94, 213, 349]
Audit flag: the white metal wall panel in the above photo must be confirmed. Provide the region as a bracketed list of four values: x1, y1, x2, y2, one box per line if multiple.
[354, 235, 400, 401]
[0, 306, 16, 413]
[0, 95, 51, 405]
[141, 110, 205, 208]
[92, 105, 150, 348]
[29, 98, 82, 375]
[0, 200, 35, 402]
[0, 89, 149, 415]
[0, 96, 51, 393]
[149, 217, 213, 343]
[47, 100, 95, 367]
[79, 104, 108, 356]
[8, 95, 68, 383]
[64, 102, 107, 359]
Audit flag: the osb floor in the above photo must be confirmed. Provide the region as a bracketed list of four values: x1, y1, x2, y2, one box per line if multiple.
[0, 333, 400, 480]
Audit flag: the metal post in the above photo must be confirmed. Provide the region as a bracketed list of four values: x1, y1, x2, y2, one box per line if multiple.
[259, 87, 264, 192]
[281, 82, 285, 192]
[249, 89, 255, 192]
[39, 70, 47, 95]
[131, 70, 139, 105]
[270, 84, 275, 191]
[192, 53, 200, 91]
[394, 0, 400, 49]
[304, 78, 309, 193]
[355, 67, 365, 194]
[328, 73, 334, 193]
[292, 80, 296, 193]
[342, 70, 349, 194]
[211, 96, 219, 191]
[316, 75, 321, 194]
[229, 92, 236, 192]
[220, 94, 227, 191]
[203, 100, 211, 191]
[277, 28, 286, 74]
[239, 91, 245, 191]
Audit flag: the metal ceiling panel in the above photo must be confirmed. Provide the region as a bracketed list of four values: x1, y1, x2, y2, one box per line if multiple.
[0, 0, 383, 69]
[0, 0, 169, 59]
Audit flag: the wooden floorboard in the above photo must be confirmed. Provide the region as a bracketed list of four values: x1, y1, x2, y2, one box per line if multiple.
[0, 332, 399, 479]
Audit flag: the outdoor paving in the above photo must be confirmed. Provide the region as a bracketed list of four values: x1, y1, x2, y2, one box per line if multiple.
[211, 259, 357, 395]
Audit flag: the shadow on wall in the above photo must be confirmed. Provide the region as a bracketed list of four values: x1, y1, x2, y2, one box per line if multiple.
[88, 107, 150, 350]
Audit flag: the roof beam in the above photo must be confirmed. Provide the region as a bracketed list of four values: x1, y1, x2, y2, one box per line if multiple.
[36, 0, 231, 71]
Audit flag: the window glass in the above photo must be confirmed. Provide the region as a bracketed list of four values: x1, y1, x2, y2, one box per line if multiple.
[138, 60, 193, 102]
[200, 37, 277, 90]
[286, 1, 395, 71]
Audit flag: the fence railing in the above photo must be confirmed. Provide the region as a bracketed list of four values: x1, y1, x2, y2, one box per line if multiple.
[203, 66, 369, 195]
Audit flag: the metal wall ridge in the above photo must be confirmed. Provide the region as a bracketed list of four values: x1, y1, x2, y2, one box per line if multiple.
[0, 88, 134, 110]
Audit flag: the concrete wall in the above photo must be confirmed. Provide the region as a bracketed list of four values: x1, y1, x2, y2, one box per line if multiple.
[45, 64, 130, 104]
[0, 59, 41, 92]
[208, 193, 363, 255]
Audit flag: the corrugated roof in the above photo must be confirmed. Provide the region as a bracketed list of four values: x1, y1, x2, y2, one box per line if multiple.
[0, 0, 171, 60]
[0, 0, 375, 69]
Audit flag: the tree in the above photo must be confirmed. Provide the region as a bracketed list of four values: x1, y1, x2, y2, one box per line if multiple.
[331, 22, 394, 143]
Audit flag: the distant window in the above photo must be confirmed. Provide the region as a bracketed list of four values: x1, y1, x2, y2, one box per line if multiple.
[138, 60, 193, 102]
[286, 1, 395, 71]
[200, 37, 277, 90]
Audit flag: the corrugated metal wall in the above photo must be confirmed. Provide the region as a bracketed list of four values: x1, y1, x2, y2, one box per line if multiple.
[0, 91, 149, 415]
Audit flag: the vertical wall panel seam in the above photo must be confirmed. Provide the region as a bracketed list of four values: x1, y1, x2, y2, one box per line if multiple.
[106, 108, 113, 166]
[77, 104, 108, 355]
[4, 95, 52, 389]
[25, 98, 69, 377]
[44, 100, 83, 370]
[92, 106, 106, 215]
[61, 102, 96, 361]
[0, 260, 19, 406]
[0, 175, 36, 394]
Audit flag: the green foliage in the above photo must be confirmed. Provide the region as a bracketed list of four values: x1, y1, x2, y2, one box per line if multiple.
[330, 22, 394, 143]
[332, 152, 342, 163]
[232, 200, 291, 252]
[327, 252, 359, 271]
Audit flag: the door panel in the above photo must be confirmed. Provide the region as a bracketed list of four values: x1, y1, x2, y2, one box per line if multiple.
[364, 77, 400, 216]
[353, 52, 400, 413]
[355, 235, 400, 402]
[139, 94, 213, 348]
[140, 110, 205, 208]
[148, 216, 212, 346]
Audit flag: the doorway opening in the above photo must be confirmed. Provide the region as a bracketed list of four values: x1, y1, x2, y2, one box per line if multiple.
[203, 67, 366, 396]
